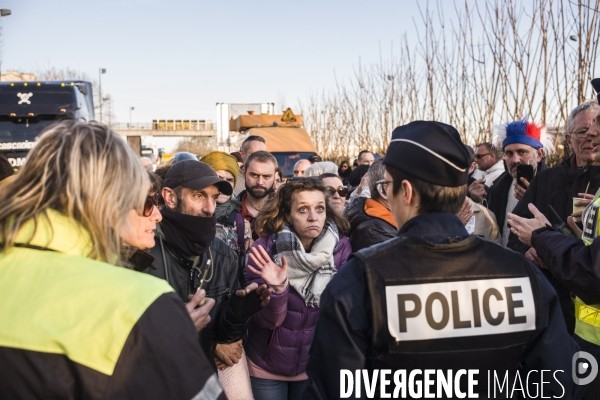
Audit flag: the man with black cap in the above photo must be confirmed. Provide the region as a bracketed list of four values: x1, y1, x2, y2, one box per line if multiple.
[144, 160, 271, 370]
[304, 121, 579, 399]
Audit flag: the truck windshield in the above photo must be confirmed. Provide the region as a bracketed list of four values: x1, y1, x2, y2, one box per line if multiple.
[273, 152, 317, 177]
[0, 116, 63, 144]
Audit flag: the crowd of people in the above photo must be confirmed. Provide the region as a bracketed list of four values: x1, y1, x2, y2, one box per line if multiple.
[2, 81, 600, 399]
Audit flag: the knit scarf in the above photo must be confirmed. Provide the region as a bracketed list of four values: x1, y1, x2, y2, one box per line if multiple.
[272, 222, 339, 307]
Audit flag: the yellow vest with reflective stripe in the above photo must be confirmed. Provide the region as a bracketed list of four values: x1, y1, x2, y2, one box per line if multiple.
[574, 190, 600, 345]
[0, 209, 174, 375]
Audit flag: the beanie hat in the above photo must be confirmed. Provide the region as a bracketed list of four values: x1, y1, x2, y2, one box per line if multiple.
[200, 151, 240, 187]
[383, 121, 471, 187]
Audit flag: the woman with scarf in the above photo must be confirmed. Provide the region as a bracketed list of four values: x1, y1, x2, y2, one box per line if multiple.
[244, 177, 351, 400]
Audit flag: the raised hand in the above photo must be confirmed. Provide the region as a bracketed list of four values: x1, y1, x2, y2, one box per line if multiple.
[507, 203, 550, 247]
[247, 245, 288, 293]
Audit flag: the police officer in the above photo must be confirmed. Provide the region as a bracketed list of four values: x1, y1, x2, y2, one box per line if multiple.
[507, 78, 600, 400]
[304, 121, 580, 399]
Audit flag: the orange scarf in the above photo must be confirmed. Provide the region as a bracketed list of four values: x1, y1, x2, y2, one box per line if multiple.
[364, 199, 397, 228]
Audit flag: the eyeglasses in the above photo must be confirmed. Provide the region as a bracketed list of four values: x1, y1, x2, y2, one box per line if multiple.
[571, 128, 591, 138]
[141, 193, 159, 217]
[325, 186, 349, 197]
[375, 179, 392, 200]
[474, 152, 493, 159]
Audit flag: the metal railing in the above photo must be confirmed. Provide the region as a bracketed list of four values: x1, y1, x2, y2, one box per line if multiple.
[114, 120, 216, 131]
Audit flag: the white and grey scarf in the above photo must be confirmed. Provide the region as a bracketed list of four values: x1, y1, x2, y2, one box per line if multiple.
[273, 222, 339, 307]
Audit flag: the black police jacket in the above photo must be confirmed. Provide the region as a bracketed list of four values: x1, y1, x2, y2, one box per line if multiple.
[304, 213, 581, 400]
[145, 223, 248, 364]
[344, 196, 397, 251]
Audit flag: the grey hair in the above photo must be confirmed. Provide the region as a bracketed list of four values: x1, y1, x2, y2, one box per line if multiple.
[305, 161, 339, 177]
[367, 159, 386, 200]
[567, 100, 599, 135]
[0, 121, 148, 266]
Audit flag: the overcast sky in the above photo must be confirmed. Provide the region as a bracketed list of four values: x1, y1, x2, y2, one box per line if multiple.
[1, 1, 424, 125]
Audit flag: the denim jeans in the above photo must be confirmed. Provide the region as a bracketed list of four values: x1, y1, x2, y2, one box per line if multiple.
[250, 377, 308, 400]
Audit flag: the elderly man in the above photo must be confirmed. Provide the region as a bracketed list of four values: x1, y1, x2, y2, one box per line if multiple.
[292, 159, 311, 177]
[507, 81, 600, 400]
[487, 119, 551, 246]
[356, 149, 375, 166]
[145, 160, 271, 371]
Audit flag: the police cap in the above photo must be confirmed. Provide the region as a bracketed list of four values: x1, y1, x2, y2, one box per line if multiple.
[383, 121, 470, 187]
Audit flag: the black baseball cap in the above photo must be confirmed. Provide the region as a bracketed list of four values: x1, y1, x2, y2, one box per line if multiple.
[163, 160, 233, 196]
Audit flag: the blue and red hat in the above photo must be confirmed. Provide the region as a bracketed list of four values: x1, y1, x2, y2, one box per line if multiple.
[492, 118, 555, 154]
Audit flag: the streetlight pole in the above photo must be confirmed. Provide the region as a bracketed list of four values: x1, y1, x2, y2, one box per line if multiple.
[0, 9, 12, 82]
[129, 107, 135, 129]
[99, 68, 106, 123]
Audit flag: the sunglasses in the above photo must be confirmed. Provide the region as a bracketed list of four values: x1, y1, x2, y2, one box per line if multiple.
[325, 186, 349, 197]
[474, 152, 492, 159]
[141, 193, 160, 217]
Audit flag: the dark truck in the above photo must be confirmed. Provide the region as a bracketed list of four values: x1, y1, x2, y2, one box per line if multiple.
[0, 81, 95, 169]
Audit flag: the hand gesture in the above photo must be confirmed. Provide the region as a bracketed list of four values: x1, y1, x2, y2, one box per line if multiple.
[247, 245, 288, 293]
[468, 179, 487, 203]
[507, 203, 550, 247]
[456, 198, 474, 225]
[185, 289, 215, 332]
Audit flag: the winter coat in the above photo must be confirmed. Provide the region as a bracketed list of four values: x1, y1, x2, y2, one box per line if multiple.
[466, 198, 501, 244]
[507, 156, 600, 335]
[508, 156, 600, 253]
[244, 233, 352, 377]
[145, 224, 248, 366]
[487, 161, 547, 239]
[344, 196, 397, 251]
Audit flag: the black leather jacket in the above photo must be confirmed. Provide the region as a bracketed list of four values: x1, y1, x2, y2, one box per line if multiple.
[144, 223, 248, 363]
[344, 196, 397, 251]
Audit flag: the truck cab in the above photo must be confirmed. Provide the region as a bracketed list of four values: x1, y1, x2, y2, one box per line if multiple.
[231, 110, 317, 177]
[0, 81, 94, 169]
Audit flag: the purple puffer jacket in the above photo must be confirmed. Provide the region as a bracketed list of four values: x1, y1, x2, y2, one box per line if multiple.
[245, 233, 352, 377]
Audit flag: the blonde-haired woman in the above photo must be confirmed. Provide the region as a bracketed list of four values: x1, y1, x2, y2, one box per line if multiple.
[0, 121, 224, 399]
